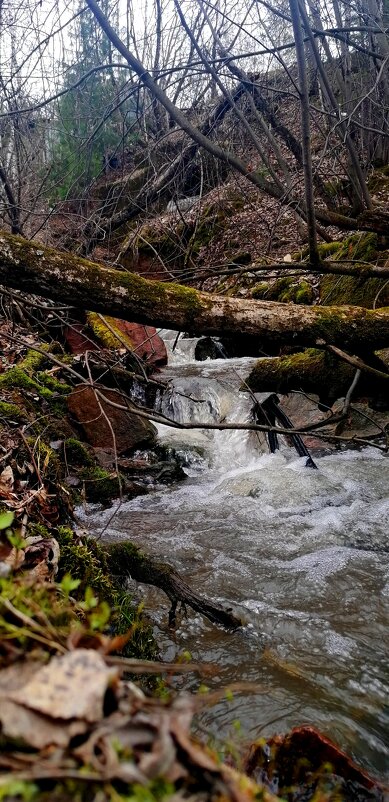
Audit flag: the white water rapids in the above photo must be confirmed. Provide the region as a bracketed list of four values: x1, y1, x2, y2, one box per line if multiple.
[80, 332, 389, 780]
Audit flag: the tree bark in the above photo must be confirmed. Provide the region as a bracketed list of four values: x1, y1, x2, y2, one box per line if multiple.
[1, 230, 389, 352]
[106, 542, 242, 630]
[244, 348, 389, 406]
[289, 0, 319, 264]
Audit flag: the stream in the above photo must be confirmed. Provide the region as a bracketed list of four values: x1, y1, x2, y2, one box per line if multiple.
[81, 332, 389, 780]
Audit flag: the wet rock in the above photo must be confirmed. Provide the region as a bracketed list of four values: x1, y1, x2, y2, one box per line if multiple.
[195, 337, 229, 360]
[87, 316, 167, 368]
[245, 725, 386, 802]
[67, 385, 157, 454]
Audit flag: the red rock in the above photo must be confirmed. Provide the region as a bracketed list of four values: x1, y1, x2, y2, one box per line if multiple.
[63, 323, 99, 354]
[245, 725, 386, 797]
[67, 386, 156, 453]
[109, 321, 167, 367]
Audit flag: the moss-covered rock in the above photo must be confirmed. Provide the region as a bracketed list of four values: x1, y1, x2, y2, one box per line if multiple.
[56, 527, 156, 660]
[320, 273, 389, 307]
[63, 437, 94, 467]
[318, 233, 389, 307]
[251, 277, 314, 304]
[79, 465, 123, 504]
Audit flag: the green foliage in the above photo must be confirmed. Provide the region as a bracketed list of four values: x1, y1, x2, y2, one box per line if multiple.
[0, 780, 39, 801]
[48, 3, 139, 200]
[0, 511, 14, 531]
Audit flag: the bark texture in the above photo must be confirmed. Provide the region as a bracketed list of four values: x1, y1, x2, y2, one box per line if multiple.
[106, 542, 242, 630]
[1, 231, 389, 351]
[245, 348, 389, 406]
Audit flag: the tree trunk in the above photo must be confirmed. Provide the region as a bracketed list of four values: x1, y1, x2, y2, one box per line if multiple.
[244, 348, 389, 407]
[1, 230, 389, 352]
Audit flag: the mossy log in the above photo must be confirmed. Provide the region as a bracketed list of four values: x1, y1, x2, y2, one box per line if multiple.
[106, 542, 242, 630]
[244, 348, 389, 407]
[1, 231, 389, 352]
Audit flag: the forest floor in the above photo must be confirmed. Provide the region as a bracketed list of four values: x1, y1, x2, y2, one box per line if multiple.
[1, 145, 389, 800]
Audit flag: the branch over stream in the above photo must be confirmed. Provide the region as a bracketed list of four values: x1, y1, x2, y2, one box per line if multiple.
[1, 230, 389, 351]
[106, 542, 242, 630]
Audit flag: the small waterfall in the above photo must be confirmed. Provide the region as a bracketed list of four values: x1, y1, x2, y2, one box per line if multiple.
[155, 332, 266, 469]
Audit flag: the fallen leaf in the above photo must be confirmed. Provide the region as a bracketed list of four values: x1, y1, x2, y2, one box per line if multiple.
[0, 465, 15, 497]
[0, 698, 87, 749]
[3, 546, 25, 571]
[11, 649, 119, 723]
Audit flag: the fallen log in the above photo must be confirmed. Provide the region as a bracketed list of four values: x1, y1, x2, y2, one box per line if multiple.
[244, 348, 389, 407]
[1, 230, 389, 352]
[106, 542, 242, 630]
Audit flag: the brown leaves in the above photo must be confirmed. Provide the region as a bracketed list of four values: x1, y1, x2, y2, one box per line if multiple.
[12, 649, 119, 723]
[0, 646, 277, 802]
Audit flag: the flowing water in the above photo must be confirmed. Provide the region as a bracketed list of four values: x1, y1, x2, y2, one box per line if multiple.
[80, 333, 389, 780]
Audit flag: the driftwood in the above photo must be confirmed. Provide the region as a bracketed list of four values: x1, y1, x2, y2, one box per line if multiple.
[106, 542, 242, 630]
[253, 392, 317, 467]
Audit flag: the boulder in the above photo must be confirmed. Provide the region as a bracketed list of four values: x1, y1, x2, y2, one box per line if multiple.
[86, 315, 167, 368]
[67, 386, 157, 453]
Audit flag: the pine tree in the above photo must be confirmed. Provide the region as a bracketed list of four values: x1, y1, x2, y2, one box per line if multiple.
[49, 1, 136, 200]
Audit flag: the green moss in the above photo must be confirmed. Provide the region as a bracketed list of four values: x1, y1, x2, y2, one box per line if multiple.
[342, 232, 378, 261]
[295, 280, 314, 304]
[35, 372, 71, 394]
[27, 522, 51, 539]
[320, 274, 389, 307]
[317, 241, 342, 257]
[0, 400, 25, 421]
[57, 526, 113, 600]
[87, 312, 135, 350]
[244, 347, 355, 405]
[64, 437, 93, 467]
[79, 465, 122, 504]
[0, 347, 60, 400]
[7, 776, 175, 802]
[251, 282, 270, 299]
[251, 277, 314, 304]
[19, 346, 50, 372]
[0, 366, 54, 398]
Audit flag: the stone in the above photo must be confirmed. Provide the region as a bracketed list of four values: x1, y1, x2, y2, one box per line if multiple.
[63, 323, 99, 354]
[113, 321, 167, 367]
[67, 385, 157, 453]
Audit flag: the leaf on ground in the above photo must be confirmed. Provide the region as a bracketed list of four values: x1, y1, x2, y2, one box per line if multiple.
[0, 660, 88, 749]
[0, 466, 15, 499]
[24, 536, 60, 578]
[10, 648, 119, 722]
[2, 545, 25, 571]
[0, 698, 87, 749]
